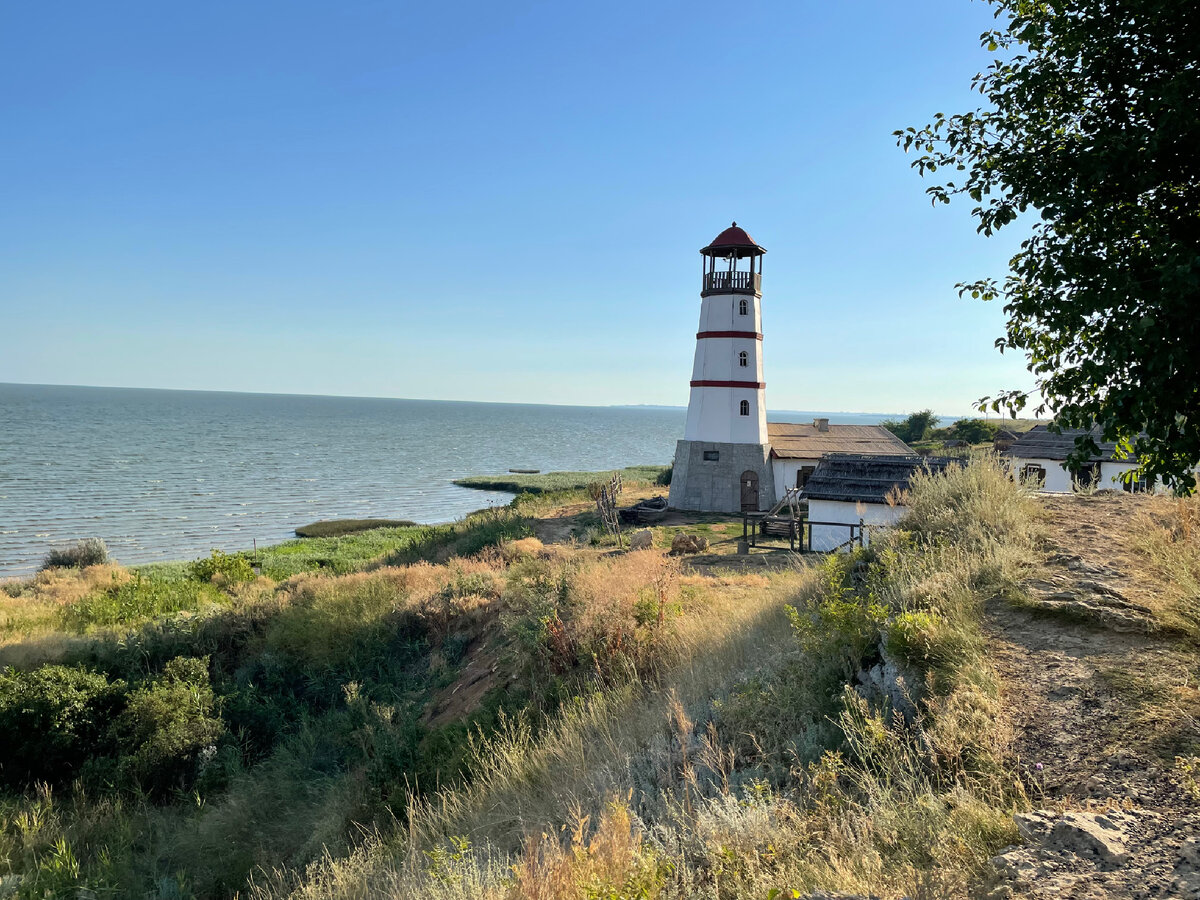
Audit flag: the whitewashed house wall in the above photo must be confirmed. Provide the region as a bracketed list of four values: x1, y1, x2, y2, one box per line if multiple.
[1011, 457, 1074, 493]
[1009, 456, 1156, 492]
[808, 499, 905, 552]
[771, 457, 819, 501]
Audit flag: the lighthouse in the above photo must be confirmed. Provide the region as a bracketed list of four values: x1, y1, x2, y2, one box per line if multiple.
[668, 223, 777, 513]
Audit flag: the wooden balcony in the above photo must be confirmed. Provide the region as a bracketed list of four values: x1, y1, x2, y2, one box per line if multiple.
[702, 270, 761, 296]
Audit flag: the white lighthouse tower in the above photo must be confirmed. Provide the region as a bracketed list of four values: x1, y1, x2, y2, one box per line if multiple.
[668, 223, 776, 513]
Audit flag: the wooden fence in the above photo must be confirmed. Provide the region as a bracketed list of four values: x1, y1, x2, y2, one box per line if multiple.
[741, 513, 866, 553]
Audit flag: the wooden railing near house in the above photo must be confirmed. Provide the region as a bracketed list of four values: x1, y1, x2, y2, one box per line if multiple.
[741, 513, 867, 553]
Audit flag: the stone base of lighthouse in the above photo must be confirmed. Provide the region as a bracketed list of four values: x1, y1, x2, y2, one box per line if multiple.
[668, 440, 776, 513]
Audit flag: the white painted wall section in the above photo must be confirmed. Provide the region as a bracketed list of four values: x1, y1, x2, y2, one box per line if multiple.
[808, 499, 905, 552]
[696, 294, 762, 333]
[683, 292, 768, 444]
[1010, 457, 1158, 493]
[771, 457, 821, 501]
[1009, 457, 1074, 493]
[1100, 461, 1148, 490]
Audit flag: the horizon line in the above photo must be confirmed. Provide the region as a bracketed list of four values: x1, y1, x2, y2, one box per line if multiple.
[0, 380, 986, 420]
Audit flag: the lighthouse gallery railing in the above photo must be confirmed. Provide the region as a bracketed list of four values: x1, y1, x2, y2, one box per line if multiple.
[703, 271, 761, 294]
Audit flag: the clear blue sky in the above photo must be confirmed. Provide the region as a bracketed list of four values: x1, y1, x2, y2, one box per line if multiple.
[0, 0, 1035, 417]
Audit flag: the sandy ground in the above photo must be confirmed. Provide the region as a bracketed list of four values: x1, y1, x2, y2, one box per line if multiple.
[986, 491, 1200, 899]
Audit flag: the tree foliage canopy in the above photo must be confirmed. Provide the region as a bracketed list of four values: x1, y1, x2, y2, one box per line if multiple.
[880, 410, 941, 444]
[898, 0, 1200, 490]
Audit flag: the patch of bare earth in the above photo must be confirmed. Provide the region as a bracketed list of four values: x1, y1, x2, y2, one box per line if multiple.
[985, 491, 1200, 900]
[423, 612, 506, 729]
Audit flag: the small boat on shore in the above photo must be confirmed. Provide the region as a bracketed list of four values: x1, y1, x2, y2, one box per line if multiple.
[619, 496, 668, 524]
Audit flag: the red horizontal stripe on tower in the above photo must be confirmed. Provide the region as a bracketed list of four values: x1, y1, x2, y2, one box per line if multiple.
[695, 331, 763, 340]
[690, 380, 766, 389]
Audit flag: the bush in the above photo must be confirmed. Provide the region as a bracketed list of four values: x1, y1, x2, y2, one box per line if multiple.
[0, 665, 127, 788]
[190, 549, 255, 584]
[41, 538, 108, 571]
[880, 410, 940, 444]
[655, 464, 673, 486]
[107, 656, 225, 796]
[61, 575, 222, 631]
[948, 418, 999, 444]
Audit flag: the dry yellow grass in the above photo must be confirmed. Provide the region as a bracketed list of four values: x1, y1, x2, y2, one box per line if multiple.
[0, 462, 1041, 899]
[1128, 493, 1200, 638]
[0, 565, 130, 638]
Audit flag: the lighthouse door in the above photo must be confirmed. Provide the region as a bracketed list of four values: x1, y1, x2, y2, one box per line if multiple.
[740, 470, 759, 511]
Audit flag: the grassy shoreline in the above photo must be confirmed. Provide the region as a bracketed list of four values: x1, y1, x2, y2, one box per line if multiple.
[1, 460, 1101, 899]
[453, 463, 669, 495]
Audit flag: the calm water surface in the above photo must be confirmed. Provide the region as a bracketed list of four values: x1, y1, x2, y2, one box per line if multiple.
[0, 384, 897, 576]
[0, 385, 687, 575]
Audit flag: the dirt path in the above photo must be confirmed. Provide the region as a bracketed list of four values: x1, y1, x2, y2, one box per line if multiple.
[984, 492, 1200, 899]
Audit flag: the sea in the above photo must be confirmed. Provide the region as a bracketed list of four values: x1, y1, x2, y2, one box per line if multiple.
[0, 383, 897, 577]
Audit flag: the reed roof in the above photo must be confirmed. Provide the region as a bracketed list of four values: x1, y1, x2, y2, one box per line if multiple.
[1005, 425, 1131, 462]
[767, 422, 912, 459]
[802, 453, 960, 504]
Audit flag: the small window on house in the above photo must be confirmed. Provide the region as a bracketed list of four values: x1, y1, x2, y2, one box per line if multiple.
[738, 351, 748, 367]
[738, 298, 748, 316]
[739, 400, 750, 417]
[1021, 464, 1047, 487]
[703, 450, 720, 462]
[1076, 463, 1101, 490]
[796, 465, 816, 489]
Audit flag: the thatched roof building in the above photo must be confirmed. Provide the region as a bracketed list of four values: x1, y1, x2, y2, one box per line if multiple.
[992, 429, 1020, 452]
[766, 421, 911, 459]
[1004, 425, 1127, 461]
[802, 454, 961, 504]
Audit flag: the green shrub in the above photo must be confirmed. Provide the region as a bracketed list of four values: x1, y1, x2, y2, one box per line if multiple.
[655, 464, 673, 486]
[189, 549, 255, 584]
[107, 657, 225, 797]
[381, 509, 533, 567]
[500, 558, 568, 675]
[0, 665, 127, 788]
[948, 418, 999, 444]
[61, 575, 222, 631]
[884, 610, 976, 671]
[41, 538, 109, 570]
[257, 524, 435, 578]
[880, 410, 940, 444]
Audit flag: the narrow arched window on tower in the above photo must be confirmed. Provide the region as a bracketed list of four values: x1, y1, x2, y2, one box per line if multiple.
[738, 351, 748, 368]
[738, 298, 748, 316]
[739, 399, 750, 417]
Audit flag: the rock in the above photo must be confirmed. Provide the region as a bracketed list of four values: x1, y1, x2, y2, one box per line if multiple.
[1077, 579, 1128, 600]
[1047, 811, 1132, 867]
[1047, 590, 1083, 602]
[1174, 870, 1200, 900]
[992, 848, 1039, 885]
[1014, 811, 1056, 843]
[1023, 578, 1067, 592]
[855, 650, 921, 723]
[629, 529, 654, 551]
[669, 533, 708, 555]
[1180, 837, 1200, 868]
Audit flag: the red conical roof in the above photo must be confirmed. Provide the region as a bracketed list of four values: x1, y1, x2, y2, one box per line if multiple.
[701, 222, 766, 258]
